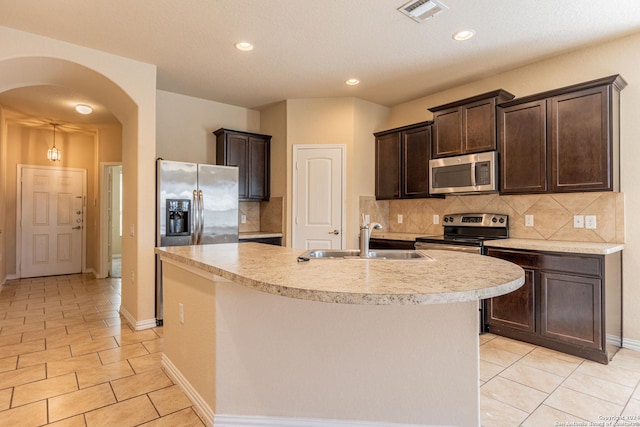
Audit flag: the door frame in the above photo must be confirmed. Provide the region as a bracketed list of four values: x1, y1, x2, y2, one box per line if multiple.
[16, 164, 87, 278]
[292, 144, 347, 250]
[98, 162, 122, 278]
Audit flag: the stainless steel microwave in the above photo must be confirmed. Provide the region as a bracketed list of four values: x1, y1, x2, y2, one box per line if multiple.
[429, 151, 498, 195]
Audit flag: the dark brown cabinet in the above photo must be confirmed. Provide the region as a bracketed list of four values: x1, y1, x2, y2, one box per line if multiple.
[485, 247, 621, 364]
[429, 90, 514, 158]
[369, 238, 416, 250]
[214, 128, 271, 201]
[374, 122, 433, 200]
[498, 75, 626, 194]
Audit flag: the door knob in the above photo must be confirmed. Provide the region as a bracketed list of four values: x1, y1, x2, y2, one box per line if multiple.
[72, 226, 81, 230]
[328, 229, 339, 235]
[76, 210, 82, 215]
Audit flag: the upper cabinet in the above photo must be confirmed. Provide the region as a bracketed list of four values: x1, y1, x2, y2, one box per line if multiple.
[214, 128, 271, 201]
[374, 122, 433, 200]
[429, 90, 515, 158]
[498, 75, 627, 194]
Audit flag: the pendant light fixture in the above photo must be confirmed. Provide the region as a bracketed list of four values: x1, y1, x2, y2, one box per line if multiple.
[47, 123, 61, 162]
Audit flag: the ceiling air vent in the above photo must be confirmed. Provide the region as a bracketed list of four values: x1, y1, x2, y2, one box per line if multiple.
[397, 0, 448, 23]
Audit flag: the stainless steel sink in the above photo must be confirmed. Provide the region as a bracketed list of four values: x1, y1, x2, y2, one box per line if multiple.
[299, 249, 429, 260]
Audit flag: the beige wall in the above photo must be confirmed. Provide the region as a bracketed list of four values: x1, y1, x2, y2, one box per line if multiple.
[156, 90, 260, 164]
[386, 32, 640, 345]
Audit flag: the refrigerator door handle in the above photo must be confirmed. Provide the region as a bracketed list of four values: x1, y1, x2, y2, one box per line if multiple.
[198, 190, 204, 244]
[192, 189, 199, 245]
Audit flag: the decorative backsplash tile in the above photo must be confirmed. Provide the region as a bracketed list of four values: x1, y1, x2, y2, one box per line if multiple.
[360, 192, 624, 243]
[261, 196, 283, 233]
[239, 201, 261, 233]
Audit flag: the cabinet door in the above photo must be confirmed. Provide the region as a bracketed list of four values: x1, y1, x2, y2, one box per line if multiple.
[432, 108, 462, 158]
[375, 132, 401, 199]
[248, 136, 270, 200]
[540, 272, 603, 350]
[487, 268, 536, 333]
[402, 126, 431, 198]
[550, 86, 612, 192]
[498, 100, 548, 194]
[225, 134, 249, 199]
[463, 98, 498, 153]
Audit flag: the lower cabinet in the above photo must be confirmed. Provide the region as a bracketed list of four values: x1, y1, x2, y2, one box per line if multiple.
[369, 238, 417, 250]
[485, 247, 621, 364]
[240, 236, 282, 246]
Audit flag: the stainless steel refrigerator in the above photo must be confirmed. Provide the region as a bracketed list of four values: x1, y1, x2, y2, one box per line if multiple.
[155, 159, 239, 322]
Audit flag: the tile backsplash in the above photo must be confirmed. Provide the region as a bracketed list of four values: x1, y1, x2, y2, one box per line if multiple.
[360, 192, 624, 243]
[239, 196, 284, 234]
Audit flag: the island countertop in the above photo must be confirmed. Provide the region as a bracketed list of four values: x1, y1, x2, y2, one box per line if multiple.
[155, 243, 524, 305]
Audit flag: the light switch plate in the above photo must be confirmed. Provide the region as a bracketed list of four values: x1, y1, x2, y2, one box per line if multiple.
[433, 214, 439, 225]
[573, 215, 585, 228]
[397, 214, 403, 224]
[525, 215, 534, 227]
[585, 215, 597, 229]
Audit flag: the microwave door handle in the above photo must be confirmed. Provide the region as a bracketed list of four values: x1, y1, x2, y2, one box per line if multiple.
[191, 189, 199, 245]
[471, 163, 477, 187]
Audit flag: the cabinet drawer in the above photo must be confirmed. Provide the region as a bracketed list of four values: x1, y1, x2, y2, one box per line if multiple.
[486, 248, 602, 277]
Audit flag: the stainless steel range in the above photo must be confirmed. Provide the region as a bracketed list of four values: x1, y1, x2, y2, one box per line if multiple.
[415, 213, 509, 254]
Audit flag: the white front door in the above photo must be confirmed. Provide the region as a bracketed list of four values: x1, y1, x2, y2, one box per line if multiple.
[19, 166, 85, 278]
[293, 145, 345, 249]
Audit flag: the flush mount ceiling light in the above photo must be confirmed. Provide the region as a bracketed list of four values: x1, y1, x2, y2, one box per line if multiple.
[397, 0, 448, 23]
[75, 104, 93, 114]
[47, 123, 61, 162]
[453, 29, 476, 41]
[345, 78, 360, 86]
[234, 41, 254, 51]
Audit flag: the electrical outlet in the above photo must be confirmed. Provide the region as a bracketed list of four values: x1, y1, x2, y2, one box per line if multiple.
[179, 303, 184, 324]
[573, 215, 585, 228]
[433, 214, 440, 225]
[525, 215, 534, 227]
[129, 224, 135, 236]
[130, 271, 135, 283]
[397, 214, 403, 224]
[240, 214, 247, 224]
[585, 215, 597, 229]
[364, 214, 370, 224]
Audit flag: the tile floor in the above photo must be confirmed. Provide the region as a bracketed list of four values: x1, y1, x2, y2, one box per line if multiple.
[2, 274, 640, 427]
[480, 333, 640, 426]
[0, 274, 204, 427]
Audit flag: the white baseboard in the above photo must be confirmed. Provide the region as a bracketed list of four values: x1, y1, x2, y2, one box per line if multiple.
[161, 354, 214, 427]
[623, 337, 640, 352]
[118, 306, 157, 331]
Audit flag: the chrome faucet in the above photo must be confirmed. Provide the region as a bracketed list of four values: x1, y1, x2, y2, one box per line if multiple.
[360, 214, 382, 258]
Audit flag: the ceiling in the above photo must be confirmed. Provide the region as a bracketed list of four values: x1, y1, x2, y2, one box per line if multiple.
[0, 0, 639, 127]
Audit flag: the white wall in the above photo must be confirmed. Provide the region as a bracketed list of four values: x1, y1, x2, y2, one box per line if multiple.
[388, 32, 640, 346]
[156, 90, 260, 164]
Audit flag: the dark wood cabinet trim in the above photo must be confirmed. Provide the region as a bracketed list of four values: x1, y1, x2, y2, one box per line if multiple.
[428, 89, 515, 113]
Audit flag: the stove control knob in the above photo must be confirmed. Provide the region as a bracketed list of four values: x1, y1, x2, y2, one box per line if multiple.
[492, 217, 497, 223]
[499, 217, 505, 224]
[444, 217, 449, 223]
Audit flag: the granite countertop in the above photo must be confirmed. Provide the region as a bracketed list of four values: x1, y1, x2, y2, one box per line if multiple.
[155, 243, 524, 305]
[239, 231, 283, 239]
[484, 238, 624, 255]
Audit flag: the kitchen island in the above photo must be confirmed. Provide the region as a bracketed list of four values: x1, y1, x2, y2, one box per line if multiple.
[155, 243, 524, 427]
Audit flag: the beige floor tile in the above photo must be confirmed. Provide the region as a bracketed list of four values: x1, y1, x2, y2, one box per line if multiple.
[128, 352, 163, 374]
[480, 395, 529, 427]
[89, 324, 134, 341]
[18, 345, 71, 368]
[622, 398, 640, 420]
[534, 346, 586, 364]
[481, 376, 548, 413]
[479, 345, 523, 368]
[0, 356, 17, 373]
[0, 333, 22, 347]
[0, 316, 27, 328]
[111, 369, 173, 401]
[116, 329, 161, 347]
[0, 388, 11, 410]
[0, 363, 46, 389]
[47, 353, 102, 378]
[1, 321, 45, 335]
[65, 319, 109, 334]
[545, 386, 624, 422]
[21, 326, 69, 343]
[518, 348, 581, 377]
[577, 360, 640, 387]
[499, 362, 565, 393]
[480, 359, 505, 382]
[98, 342, 148, 365]
[0, 400, 48, 427]
[45, 316, 87, 329]
[85, 395, 159, 427]
[24, 311, 65, 324]
[46, 331, 94, 349]
[70, 336, 118, 356]
[142, 338, 164, 354]
[12, 372, 78, 407]
[152, 327, 164, 338]
[522, 404, 589, 426]
[104, 317, 123, 327]
[139, 408, 205, 427]
[46, 414, 87, 427]
[148, 385, 193, 416]
[563, 370, 635, 405]
[48, 383, 117, 422]
[482, 336, 536, 356]
[77, 359, 135, 389]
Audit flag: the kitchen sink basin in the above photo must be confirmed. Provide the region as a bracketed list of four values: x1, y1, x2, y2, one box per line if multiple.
[299, 249, 429, 260]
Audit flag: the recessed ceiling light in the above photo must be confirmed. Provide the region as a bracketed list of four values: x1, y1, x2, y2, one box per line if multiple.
[345, 79, 360, 86]
[234, 41, 254, 51]
[75, 104, 93, 114]
[453, 29, 475, 41]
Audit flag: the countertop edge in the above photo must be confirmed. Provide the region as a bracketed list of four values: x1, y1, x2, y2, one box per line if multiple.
[484, 239, 625, 255]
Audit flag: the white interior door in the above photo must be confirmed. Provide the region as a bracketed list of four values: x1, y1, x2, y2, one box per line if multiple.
[20, 166, 85, 278]
[293, 145, 345, 249]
